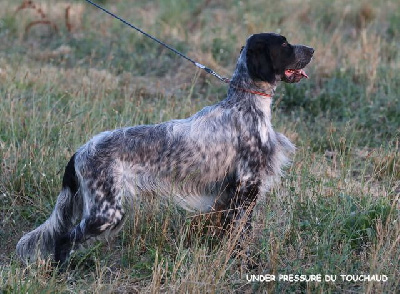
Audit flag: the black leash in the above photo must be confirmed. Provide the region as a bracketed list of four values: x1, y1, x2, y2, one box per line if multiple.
[84, 0, 230, 84]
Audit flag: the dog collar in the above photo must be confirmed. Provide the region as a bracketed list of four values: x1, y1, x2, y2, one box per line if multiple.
[237, 88, 272, 98]
[227, 81, 272, 98]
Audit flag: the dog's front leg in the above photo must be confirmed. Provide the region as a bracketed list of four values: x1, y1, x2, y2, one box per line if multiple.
[222, 178, 260, 264]
[230, 180, 259, 229]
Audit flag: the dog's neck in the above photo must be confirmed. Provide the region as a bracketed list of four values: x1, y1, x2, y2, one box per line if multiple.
[224, 48, 276, 120]
[228, 48, 277, 99]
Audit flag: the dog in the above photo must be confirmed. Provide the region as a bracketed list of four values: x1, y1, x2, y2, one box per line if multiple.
[16, 33, 314, 265]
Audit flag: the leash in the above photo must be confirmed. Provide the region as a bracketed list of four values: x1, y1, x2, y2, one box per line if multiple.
[84, 0, 271, 98]
[84, 0, 229, 83]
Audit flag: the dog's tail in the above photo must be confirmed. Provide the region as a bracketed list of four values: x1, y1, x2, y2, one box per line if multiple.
[16, 153, 82, 263]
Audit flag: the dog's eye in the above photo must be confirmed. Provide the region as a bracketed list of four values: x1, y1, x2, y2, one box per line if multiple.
[282, 42, 288, 47]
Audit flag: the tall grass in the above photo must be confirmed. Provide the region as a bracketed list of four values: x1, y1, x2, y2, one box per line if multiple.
[0, 0, 399, 293]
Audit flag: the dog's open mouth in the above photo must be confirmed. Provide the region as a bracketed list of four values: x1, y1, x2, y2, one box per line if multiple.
[282, 69, 309, 83]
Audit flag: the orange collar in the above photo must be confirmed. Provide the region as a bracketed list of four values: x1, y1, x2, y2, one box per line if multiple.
[236, 88, 272, 98]
[226, 80, 272, 98]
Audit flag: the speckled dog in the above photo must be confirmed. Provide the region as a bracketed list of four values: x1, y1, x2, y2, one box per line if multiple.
[17, 33, 314, 264]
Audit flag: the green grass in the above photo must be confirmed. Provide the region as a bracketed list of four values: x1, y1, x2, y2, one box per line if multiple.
[0, 0, 399, 293]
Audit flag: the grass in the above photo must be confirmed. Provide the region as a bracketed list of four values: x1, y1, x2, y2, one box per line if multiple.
[0, 0, 399, 293]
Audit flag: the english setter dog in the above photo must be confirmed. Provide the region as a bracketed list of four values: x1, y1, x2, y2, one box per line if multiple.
[17, 33, 314, 264]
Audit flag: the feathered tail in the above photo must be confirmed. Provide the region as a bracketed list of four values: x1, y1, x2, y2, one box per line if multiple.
[16, 154, 81, 263]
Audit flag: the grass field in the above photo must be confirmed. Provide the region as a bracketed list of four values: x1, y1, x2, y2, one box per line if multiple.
[0, 0, 399, 293]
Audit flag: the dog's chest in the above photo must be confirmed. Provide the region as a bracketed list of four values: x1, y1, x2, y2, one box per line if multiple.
[260, 131, 295, 194]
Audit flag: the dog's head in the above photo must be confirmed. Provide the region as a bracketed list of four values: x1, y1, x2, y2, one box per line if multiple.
[244, 33, 314, 84]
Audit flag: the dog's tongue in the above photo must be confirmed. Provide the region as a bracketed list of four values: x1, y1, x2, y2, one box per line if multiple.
[285, 69, 309, 79]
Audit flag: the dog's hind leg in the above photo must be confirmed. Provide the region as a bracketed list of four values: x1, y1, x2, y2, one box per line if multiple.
[54, 192, 126, 265]
[54, 208, 125, 265]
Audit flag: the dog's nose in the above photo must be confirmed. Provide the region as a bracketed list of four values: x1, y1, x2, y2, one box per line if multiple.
[309, 47, 315, 55]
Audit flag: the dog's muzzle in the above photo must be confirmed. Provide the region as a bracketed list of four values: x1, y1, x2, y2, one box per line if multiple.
[282, 45, 314, 83]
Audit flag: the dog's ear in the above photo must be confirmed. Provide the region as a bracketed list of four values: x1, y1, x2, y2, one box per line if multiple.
[246, 44, 275, 83]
